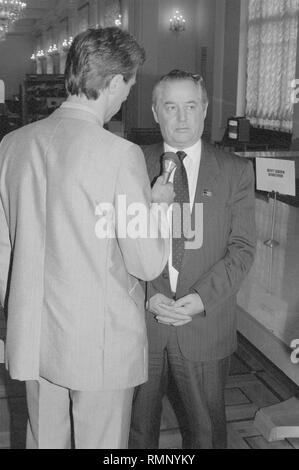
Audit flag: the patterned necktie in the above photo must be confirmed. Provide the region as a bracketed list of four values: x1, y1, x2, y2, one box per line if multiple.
[172, 151, 190, 272]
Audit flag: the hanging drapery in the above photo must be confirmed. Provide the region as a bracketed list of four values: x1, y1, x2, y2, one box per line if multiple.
[246, 0, 299, 133]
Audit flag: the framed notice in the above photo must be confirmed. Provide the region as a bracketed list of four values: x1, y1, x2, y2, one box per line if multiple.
[256, 158, 296, 196]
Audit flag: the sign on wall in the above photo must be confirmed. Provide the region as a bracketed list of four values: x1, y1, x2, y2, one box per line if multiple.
[256, 158, 296, 196]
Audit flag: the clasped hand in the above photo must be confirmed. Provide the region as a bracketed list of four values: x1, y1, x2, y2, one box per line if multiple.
[148, 293, 204, 327]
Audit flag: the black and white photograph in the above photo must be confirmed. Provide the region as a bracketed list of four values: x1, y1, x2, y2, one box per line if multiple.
[0, 0, 299, 454]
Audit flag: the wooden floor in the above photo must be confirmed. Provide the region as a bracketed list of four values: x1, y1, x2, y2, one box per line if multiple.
[0, 332, 299, 449]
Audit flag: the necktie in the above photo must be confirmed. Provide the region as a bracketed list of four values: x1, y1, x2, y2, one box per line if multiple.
[172, 151, 190, 272]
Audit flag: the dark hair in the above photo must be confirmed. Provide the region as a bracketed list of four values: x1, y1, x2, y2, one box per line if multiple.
[152, 69, 209, 109]
[65, 27, 145, 100]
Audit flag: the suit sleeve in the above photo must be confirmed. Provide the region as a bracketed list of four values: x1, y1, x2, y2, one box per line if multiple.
[191, 160, 256, 313]
[115, 144, 170, 281]
[0, 193, 11, 308]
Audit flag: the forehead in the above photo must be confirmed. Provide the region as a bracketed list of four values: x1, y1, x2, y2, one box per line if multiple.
[156, 79, 202, 103]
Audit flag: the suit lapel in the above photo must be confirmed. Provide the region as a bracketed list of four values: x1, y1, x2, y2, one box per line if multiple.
[143, 142, 173, 295]
[144, 142, 221, 195]
[177, 142, 221, 291]
[145, 141, 222, 297]
[192, 141, 221, 207]
[182, 142, 221, 241]
[145, 141, 221, 244]
[143, 142, 164, 183]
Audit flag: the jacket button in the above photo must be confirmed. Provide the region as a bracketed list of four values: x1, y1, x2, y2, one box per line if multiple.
[162, 272, 169, 280]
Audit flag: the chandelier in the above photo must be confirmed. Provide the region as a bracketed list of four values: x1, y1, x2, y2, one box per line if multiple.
[62, 36, 73, 52]
[169, 10, 186, 33]
[0, 1, 27, 41]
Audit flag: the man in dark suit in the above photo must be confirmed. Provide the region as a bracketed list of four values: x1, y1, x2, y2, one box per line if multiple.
[129, 70, 256, 449]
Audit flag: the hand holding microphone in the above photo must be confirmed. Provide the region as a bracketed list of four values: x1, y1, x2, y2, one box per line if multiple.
[151, 152, 178, 205]
[161, 152, 180, 183]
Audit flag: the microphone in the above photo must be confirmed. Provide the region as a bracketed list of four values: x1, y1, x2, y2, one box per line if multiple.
[161, 152, 179, 184]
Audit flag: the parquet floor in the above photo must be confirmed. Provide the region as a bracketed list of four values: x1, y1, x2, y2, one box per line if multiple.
[1, 328, 299, 449]
[159, 334, 299, 449]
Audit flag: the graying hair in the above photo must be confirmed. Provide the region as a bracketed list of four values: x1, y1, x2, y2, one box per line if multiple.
[152, 69, 209, 110]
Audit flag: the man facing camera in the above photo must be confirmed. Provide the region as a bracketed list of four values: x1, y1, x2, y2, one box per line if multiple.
[129, 69, 256, 449]
[0, 28, 173, 449]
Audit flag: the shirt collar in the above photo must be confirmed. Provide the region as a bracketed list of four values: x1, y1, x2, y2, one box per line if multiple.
[164, 139, 202, 166]
[61, 101, 103, 125]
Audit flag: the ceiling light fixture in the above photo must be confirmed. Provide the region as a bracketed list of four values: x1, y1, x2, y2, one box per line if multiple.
[0, 1, 27, 41]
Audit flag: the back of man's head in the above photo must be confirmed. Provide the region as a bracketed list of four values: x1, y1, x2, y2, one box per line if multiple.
[65, 27, 145, 100]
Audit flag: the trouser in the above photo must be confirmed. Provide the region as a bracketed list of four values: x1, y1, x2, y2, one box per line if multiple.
[129, 328, 230, 449]
[25, 377, 134, 449]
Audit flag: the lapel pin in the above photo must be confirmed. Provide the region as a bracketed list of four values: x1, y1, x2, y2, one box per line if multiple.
[203, 189, 213, 197]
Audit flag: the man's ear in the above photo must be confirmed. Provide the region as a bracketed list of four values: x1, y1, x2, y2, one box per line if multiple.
[108, 74, 123, 94]
[152, 105, 159, 124]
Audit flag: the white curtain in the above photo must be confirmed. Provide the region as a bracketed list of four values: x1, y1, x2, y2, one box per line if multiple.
[246, 0, 299, 132]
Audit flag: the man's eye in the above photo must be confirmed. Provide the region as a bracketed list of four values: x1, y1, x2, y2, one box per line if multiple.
[165, 105, 176, 112]
[187, 104, 196, 110]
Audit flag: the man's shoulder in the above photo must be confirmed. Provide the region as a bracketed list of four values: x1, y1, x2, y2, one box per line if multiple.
[142, 142, 164, 159]
[140, 142, 164, 178]
[104, 129, 141, 151]
[0, 118, 49, 149]
[204, 141, 252, 174]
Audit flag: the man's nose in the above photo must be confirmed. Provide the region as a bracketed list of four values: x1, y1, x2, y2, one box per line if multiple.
[177, 108, 187, 122]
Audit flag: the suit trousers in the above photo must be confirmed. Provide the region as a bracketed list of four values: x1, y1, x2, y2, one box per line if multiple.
[25, 377, 134, 449]
[129, 327, 230, 449]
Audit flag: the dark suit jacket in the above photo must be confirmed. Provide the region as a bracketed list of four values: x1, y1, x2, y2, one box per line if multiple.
[144, 141, 256, 362]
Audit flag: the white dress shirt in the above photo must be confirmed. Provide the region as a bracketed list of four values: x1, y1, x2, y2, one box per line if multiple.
[164, 139, 202, 293]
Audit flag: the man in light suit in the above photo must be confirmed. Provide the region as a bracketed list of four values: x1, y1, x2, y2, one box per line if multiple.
[0, 28, 173, 449]
[129, 70, 256, 449]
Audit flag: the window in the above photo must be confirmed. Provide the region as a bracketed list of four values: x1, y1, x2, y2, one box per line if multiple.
[246, 0, 299, 132]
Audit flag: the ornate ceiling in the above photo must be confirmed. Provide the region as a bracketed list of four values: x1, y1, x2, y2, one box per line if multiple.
[8, 0, 72, 35]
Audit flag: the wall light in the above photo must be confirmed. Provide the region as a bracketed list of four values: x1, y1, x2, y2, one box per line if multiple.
[61, 36, 73, 52]
[36, 50, 45, 58]
[115, 14, 122, 27]
[169, 10, 186, 32]
[47, 44, 59, 55]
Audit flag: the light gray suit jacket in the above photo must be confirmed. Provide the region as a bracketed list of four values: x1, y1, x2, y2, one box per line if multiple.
[0, 105, 169, 391]
[144, 141, 256, 362]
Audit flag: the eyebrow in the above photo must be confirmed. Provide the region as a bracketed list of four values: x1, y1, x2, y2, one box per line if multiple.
[163, 100, 198, 105]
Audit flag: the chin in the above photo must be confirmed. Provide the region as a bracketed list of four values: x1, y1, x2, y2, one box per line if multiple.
[173, 138, 192, 146]
[173, 132, 191, 140]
